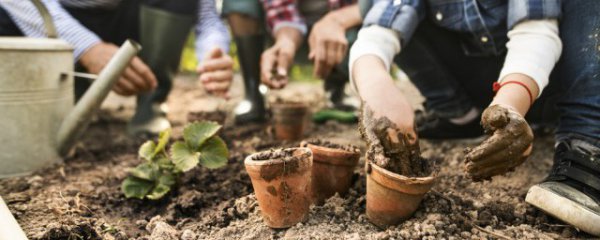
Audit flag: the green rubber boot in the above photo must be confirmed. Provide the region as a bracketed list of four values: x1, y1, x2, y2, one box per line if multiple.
[128, 5, 195, 136]
[233, 35, 266, 124]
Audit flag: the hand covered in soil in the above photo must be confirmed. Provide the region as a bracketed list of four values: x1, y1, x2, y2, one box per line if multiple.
[198, 47, 234, 98]
[308, 15, 348, 79]
[465, 104, 533, 181]
[80, 42, 157, 96]
[359, 105, 428, 177]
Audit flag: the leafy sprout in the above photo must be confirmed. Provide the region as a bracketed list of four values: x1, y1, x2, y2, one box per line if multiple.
[121, 121, 228, 200]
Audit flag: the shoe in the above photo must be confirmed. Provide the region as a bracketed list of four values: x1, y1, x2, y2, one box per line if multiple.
[233, 35, 266, 124]
[415, 109, 483, 139]
[129, 5, 195, 136]
[128, 103, 171, 136]
[525, 140, 600, 236]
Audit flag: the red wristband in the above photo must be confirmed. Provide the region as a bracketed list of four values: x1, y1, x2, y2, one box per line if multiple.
[493, 81, 534, 106]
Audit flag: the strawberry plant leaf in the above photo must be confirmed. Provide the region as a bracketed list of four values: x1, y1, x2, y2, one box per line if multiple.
[129, 162, 158, 181]
[122, 176, 154, 199]
[171, 141, 200, 172]
[158, 171, 176, 186]
[199, 136, 229, 169]
[183, 121, 221, 150]
[146, 172, 175, 200]
[146, 184, 171, 200]
[138, 141, 156, 161]
[154, 129, 171, 155]
[156, 155, 174, 170]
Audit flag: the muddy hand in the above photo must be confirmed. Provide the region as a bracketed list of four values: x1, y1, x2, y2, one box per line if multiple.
[359, 104, 420, 176]
[464, 105, 533, 181]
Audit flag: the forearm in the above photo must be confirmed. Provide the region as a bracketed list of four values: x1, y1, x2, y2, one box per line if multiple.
[353, 56, 399, 101]
[491, 73, 539, 116]
[494, 19, 561, 116]
[274, 27, 303, 53]
[324, 4, 362, 30]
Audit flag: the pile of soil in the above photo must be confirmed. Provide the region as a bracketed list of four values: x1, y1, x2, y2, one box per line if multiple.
[0, 77, 593, 239]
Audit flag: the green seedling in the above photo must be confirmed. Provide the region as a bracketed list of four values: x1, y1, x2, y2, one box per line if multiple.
[121, 121, 229, 200]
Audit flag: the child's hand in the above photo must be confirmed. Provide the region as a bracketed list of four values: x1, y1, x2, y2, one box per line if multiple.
[464, 104, 533, 181]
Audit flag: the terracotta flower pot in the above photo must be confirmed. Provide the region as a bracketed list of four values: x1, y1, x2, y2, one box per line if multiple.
[300, 140, 360, 205]
[365, 160, 435, 228]
[272, 102, 308, 141]
[244, 147, 313, 228]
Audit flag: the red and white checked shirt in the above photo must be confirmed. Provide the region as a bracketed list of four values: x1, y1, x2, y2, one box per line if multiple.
[261, 0, 356, 35]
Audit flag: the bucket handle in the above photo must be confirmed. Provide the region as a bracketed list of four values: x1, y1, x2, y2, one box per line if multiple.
[30, 0, 58, 38]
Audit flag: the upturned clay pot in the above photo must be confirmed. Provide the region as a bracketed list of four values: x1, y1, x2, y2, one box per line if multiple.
[300, 140, 360, 205]
[365, 160, 435, 228]
[272, 102, 308, 140]
[244, 147, 313, 228]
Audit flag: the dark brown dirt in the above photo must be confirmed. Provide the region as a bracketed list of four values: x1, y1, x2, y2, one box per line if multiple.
[302, 139, 360, 153]
[0, 76, 594, 239]
[359, 105, 431, 177]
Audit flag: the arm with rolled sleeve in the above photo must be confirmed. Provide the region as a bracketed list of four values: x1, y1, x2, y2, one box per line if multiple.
[0, 0, 101, 61]
[500, 0, 562, 97]
[261, 0, 307, 36]
[349, 0, 425, 88]
[195, 0, 231, 62]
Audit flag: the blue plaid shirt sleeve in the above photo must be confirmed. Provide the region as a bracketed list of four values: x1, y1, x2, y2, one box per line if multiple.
[508, 0, 561, 29]
[361, 0, 425, 45]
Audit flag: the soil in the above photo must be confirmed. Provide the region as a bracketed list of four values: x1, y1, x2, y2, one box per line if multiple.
[302, 139, 360, 153]
[359, 106, 431, 177]
[0, 75, 594, 239]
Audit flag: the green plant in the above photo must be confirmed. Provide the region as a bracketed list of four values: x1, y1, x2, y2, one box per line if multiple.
[121, 121, 229, 200]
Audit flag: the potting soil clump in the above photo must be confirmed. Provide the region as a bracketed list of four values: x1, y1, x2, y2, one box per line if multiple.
[359, 106, 431, 177]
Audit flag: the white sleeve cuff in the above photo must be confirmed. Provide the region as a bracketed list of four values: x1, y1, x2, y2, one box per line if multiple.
[348, 25, 401, 91]
[498, 19, 562, 97]
[273, 21, 308, 36]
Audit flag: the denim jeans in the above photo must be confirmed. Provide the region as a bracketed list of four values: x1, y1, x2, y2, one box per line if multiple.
[396, 0, 600, 146]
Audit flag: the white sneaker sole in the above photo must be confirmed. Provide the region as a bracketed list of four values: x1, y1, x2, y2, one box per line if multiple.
[526, 185, 600, 236]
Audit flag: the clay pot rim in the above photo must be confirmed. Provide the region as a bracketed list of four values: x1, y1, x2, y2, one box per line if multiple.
[244, 147, 312, 166]
[300, 141, 360, 166]
[367, 161, 435, 194]
[272, 102, 308, 111]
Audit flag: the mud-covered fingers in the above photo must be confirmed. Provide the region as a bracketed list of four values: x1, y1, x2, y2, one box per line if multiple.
[130, 57, 157, 89]
[464, 133, 511, 162]
[467, 154, 529, 181]
[466, 141, 532, 179]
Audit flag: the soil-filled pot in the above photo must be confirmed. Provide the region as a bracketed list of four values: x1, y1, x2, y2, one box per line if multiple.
[272, 102, 308, 140]
[244, 147, 313, 228]
[365, 161, 435, 228]
[300, 140, 360, 205]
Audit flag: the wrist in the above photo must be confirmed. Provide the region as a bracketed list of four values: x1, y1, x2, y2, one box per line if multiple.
[324, 4, 361, 30]
[275, 27, 302, 51]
